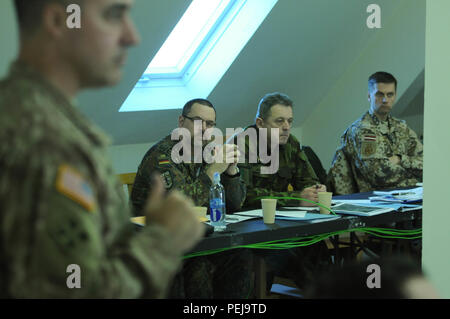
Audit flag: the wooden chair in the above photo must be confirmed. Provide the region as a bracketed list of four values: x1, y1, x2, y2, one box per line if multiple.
[118, 172, 137, 197]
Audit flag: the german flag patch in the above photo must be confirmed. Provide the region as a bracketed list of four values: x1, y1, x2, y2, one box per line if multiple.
[158, 159, 170, 165]
[55, 164, 96, 212]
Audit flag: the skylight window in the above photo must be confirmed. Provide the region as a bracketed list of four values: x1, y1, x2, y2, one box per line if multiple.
[120, 0, 278, 112]
[146, 0, 233, 77]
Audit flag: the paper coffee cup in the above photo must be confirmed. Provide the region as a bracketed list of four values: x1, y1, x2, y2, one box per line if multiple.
[318, 192, 333, 214]
[261, 199, 277, 224]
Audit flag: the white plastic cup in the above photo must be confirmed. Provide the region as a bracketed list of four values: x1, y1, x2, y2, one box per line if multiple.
[318, 192, 333, 214]
[261, 199, 277, 224]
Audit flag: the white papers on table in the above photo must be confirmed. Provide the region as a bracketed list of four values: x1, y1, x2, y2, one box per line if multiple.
[330, 201, 422, 216]
[370, 187, 423, 204]
[279, 201, 340, 213]
[204, 214, 258, 226]
[224, 214, 259, 224]
[372, 187, 423, 197]
[235, 209, 306, 218]
[279, 206, 318, 212]
[281, 212, 340, 223]
[234, 209, 341, 222]
[332, 199, 373, 205]
[330, 203, 395, 216]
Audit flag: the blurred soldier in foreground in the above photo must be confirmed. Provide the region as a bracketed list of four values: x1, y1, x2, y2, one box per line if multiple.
[0, 0, 204, 298]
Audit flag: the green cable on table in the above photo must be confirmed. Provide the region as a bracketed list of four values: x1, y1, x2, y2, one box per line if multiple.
[184, 227, 422, 259]
[184, 196, 422, 258]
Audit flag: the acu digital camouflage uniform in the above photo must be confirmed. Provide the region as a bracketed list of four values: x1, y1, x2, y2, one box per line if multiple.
[0, 62, 184, 298]
[131, 134, 252, 298]
[329, 111, 423, 194]
[232, 125, 332, 290]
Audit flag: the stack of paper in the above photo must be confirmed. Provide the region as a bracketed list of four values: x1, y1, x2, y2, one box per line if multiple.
[369, 187, 423, 204]
[332, 200, 422, 215]
[331, 203, 395, 216]
[234, 209, 340, 222]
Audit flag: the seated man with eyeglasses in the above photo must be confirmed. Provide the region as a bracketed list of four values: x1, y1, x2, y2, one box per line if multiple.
[130, 98, 252, 298]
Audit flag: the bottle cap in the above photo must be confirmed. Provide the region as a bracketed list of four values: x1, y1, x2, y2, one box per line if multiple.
[213, 172, 220, 184]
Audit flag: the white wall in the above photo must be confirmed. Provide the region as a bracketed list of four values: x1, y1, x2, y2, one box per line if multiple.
[108, 142, 155, 174]
[0, 0, 18, 78]
[422, 0, 450, 299]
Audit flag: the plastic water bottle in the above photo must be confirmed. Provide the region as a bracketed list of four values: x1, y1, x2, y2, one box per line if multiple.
[209, 172, 227, 231]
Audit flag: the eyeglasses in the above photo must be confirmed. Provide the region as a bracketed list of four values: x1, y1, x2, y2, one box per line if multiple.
[183, 115, 216, 128]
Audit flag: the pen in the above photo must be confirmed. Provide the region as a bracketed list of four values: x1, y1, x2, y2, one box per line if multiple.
[391, 192, 414, 196]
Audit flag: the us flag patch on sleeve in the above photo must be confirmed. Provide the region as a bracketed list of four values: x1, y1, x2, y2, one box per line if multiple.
[55, 164, 96, 212]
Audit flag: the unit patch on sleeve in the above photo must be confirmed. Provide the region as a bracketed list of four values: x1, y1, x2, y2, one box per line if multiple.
[55, 164, 96, 212]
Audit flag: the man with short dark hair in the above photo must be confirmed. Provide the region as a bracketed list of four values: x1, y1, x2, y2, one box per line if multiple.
[131, 98, 252, 298]
[0, 0, 204, 298]
[329, 72, 423, 194]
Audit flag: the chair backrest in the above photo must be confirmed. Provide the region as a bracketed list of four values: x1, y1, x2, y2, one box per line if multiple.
[302, 145, 327, 185]
[118, 173, 137, 197]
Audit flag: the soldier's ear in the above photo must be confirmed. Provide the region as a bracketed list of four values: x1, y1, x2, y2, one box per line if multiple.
[178, 115, 184, 128]
[42, 2, 67, 39]
[255, 117, 264, 129]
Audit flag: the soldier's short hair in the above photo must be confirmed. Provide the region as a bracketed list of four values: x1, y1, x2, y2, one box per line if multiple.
[181, 98, 216, 117]
[14, 0, 82, 34]
[255, 92, 293, 123]
[368, 72, 397, 92]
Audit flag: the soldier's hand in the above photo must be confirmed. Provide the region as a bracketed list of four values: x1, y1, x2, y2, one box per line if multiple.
[316, 184, 327, 192]
[206, 144, 240, 179]
[298, 186, 320, 207]
[143, 175, 205, 254]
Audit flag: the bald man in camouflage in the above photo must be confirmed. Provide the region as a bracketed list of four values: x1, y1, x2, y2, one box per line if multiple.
[329, 72, 423, 194]
[0, 0, 204, 298]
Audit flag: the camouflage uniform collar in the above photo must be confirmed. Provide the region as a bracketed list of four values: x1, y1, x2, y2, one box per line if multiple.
[9, 61, 111, 147]
[10, 61, 73, 103]
[163, 133, 179, 146]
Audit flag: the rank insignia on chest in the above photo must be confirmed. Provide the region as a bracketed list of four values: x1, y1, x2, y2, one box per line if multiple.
[161, 171, 173, 189]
